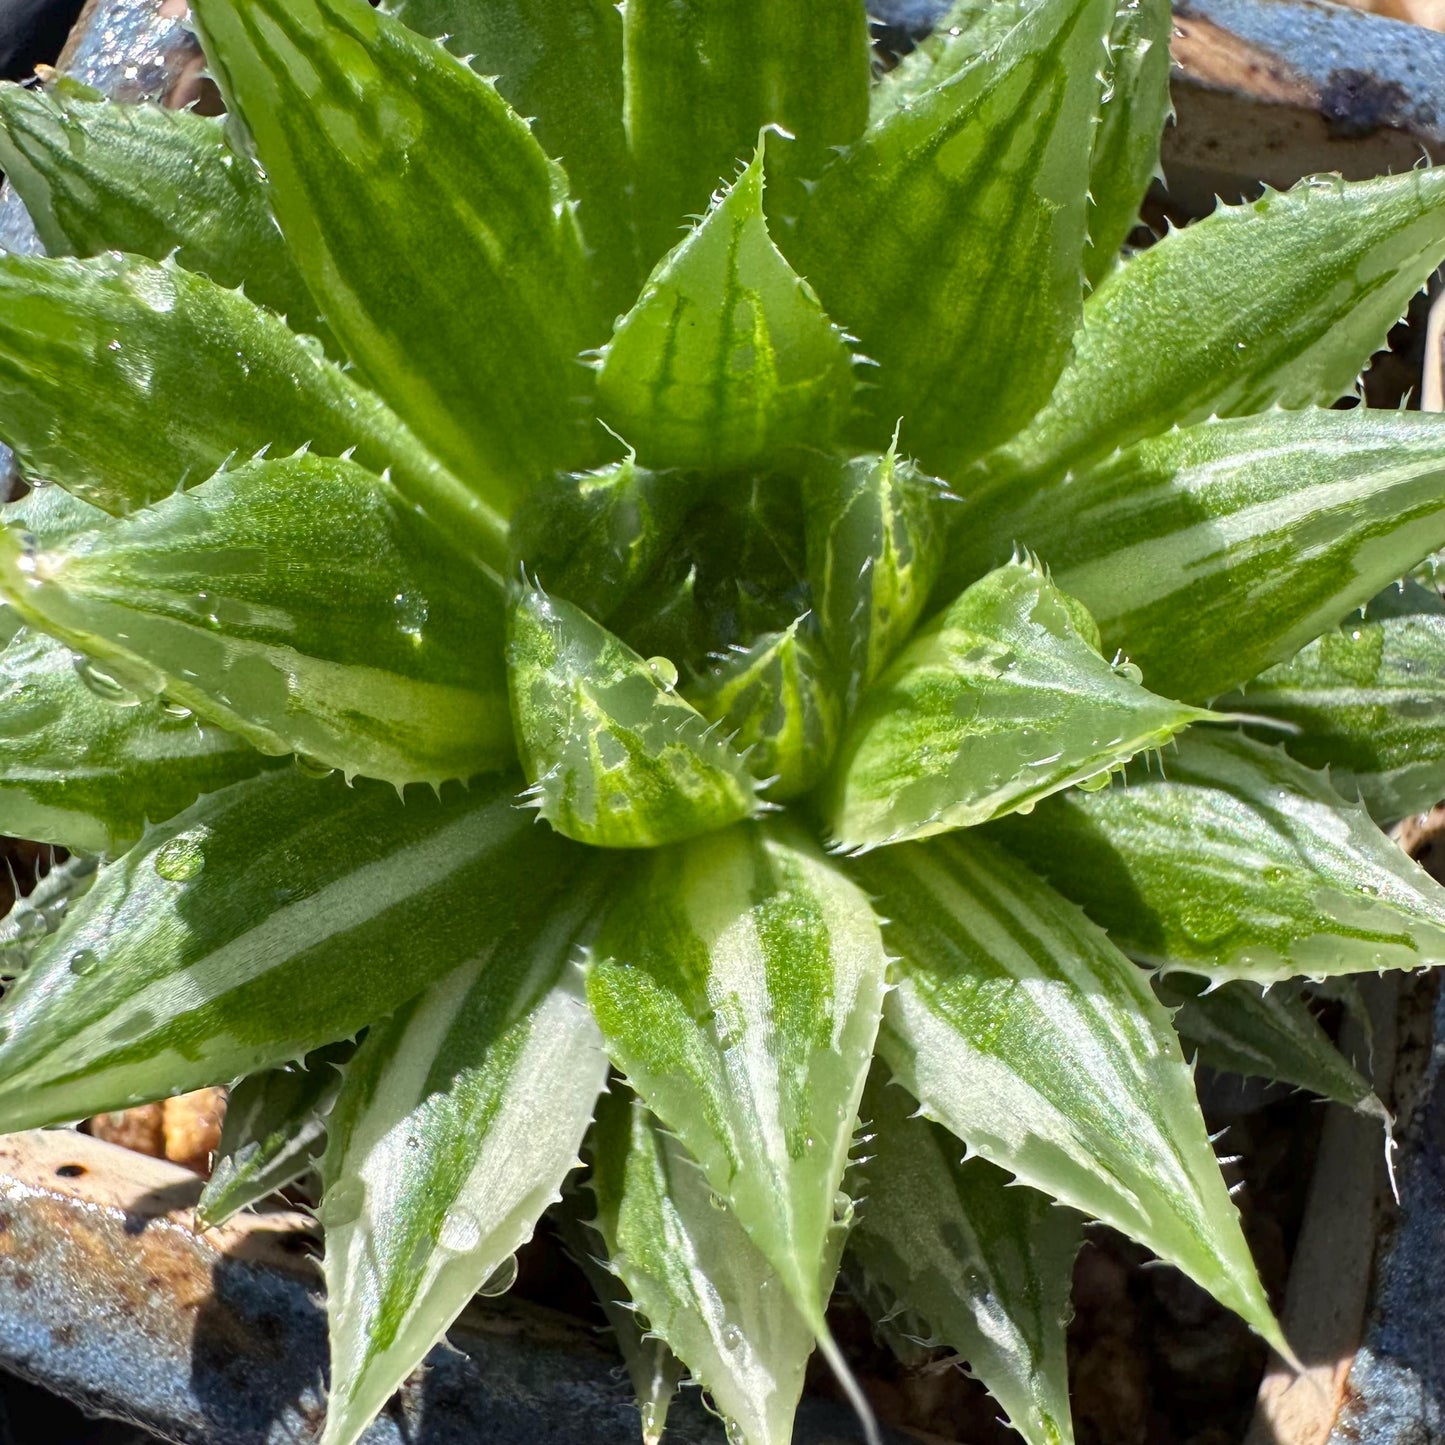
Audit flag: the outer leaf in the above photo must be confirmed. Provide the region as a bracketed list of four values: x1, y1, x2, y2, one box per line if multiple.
[319, 884, 608, 1445]
[194, 1042, 352, 1230]
[0, 625, 264, 856]
[1227, 579, 1445, 819]
[621, 0, 871, 268]
[1157, 976, 1384, 1118]
[827, 559, 1211, 851]
[988, 730, 1445, 985]
[988, 168, 1445, 488]
[852, 1072, 1081, 1445]
[966, 410, 1445, 701]
[192, 0, 597, 507]
[587, 821, 889, 1344]
[789, 0, 1113, 473]
[1083, 0, 1172, 285]
[391, 0, 641, 314]
[0, 253, 507, 570]
[507, 581, 760, 847]
[0, 853, 98, 976]
[590, 1090, 820, 1445]
[0, 455, 513, 788]
[685, 620, 842, 801]
[508, 458, 701, 625]
[856, 833, 1285, 1349]
[596, 147, 853, 473]
[804, 447, 950, 710]
[0, 768, 576, 1131]
[0, 86, 325, 341]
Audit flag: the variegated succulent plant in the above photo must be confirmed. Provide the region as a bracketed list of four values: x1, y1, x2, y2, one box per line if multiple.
[2, 0, 1445, 1440]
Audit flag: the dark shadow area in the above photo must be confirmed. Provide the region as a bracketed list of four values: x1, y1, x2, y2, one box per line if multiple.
[0, 1370, 156, 1445]
[0, 0, 85, 83]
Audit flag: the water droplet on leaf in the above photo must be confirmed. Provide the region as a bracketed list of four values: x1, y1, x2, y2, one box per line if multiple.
[646, 656, 679, 692]
[67, 949, 99, 976]
[155, 831, 208, 882]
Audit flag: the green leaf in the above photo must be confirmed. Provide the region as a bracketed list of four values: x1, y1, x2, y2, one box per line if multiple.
[0, 455, 514, 788]
[319, 881, 608, 1445]
[192, 0, 598, 507]
[0, 625, 265, 856]
[1157, 975, 1384, 1118]
[971, 409, 1445, 702]
[596, 146, 854, 473]
[508, 458, 702, 625]
[804, 447, 950, 710]
[685, 619, 841, 802]
[851, 1071, 1081, 1445]
[621, 0, 871, 269]
[1227, 579, 1445, 819]
[0, 768, 577, 1131]
[0, 85, 327, 343]
[789, 0, 1113, 474]
[391, 0, 641, 315]
[856, 833, 1284, 1350]
[0, 853, 98, 975]
[589, 1089, 822, 1445]
[554, 1190, 684, 1445]
[587, 821, 889, 1349]
[195, 1042, 352, 1230]
[987, 730, 1445, 985]
[507, 581, 761, 847]
[826, 559, 1210, 851]
[989, 168, 1445, 488]
[1083, 0, 1172, 286]
[0, 253, 507, 571]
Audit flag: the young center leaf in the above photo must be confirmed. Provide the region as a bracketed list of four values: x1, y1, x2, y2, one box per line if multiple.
[851, 1071, 1082, 1445]
[0, 769, 578, 1131]
[192, 0, 599, 506]
[827, 558, 1211, 851]
[1226, 579, 1445, 819]
[596, 146, 854, 473]
[0, 455, 514, 788]
[854, 833, 1286, 1350]
[590, 1089, 824, 1445]
[962, 409, 1445, 701]
[1157, 976, 1385, 1118]
[988, 730, 1445, 985]
[319, 880, 608, 1445]
[789, 0, 1114, 473]
[507, 580, 762, 846]
[0, 84, 327, 343]
[586, 821, 889, 1351]
[0, 625, 265, 857]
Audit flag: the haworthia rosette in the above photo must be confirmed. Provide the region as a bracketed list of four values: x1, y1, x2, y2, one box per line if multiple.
[507, 581, 761, 847]
[0, 769, 578, 1131]
[0, 85, 327, 343]
[597, 146, 854, 473]
[192, 0, 598, 508]
[965, 409, 1445, 701]
[1157, 976, 1384, 1118]
[621, 0, 871, 268]
[790, 0, 1113, 474]
[827, 559, 1211, 850]
[988, 730, 1445, 984]
[854, 833, 1285, 1350]
[1227, 579, 1445, 819]
[805, 447, 950, 710]
[590, 1090, 823, 1445]
[319, 883, 608, 1445]
[0, 625, 265, 856]
[685, 620, 842, 801]
[195, 1041, 352, 1230]
[587, 821, 889, 1350]
[0, 455, 514, 788]
[0, 253, 506, 570]
[851, 1072, 1081, 1445]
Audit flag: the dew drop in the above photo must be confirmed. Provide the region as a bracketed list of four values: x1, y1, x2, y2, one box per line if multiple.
[721, 1324, 743, 1351]
[67, 949, 99, 977]
[393, 590, 428, 639]
[439, 1209, 484, 1254]
[72, 655, 141, 707]
[160, 702, 193, 720]
[155, 830, 208, 882]
[646, 656, 679, 692]
[295, 754, 336, 779]
[11, 911, 46, 940]
[478, 1252, 518, 1296]
[708, 1191, 728, 1212]
[832, 1191, 855, 1227]
[321, 1178, 365, 1229]
[1113, 659, 1143, 685]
